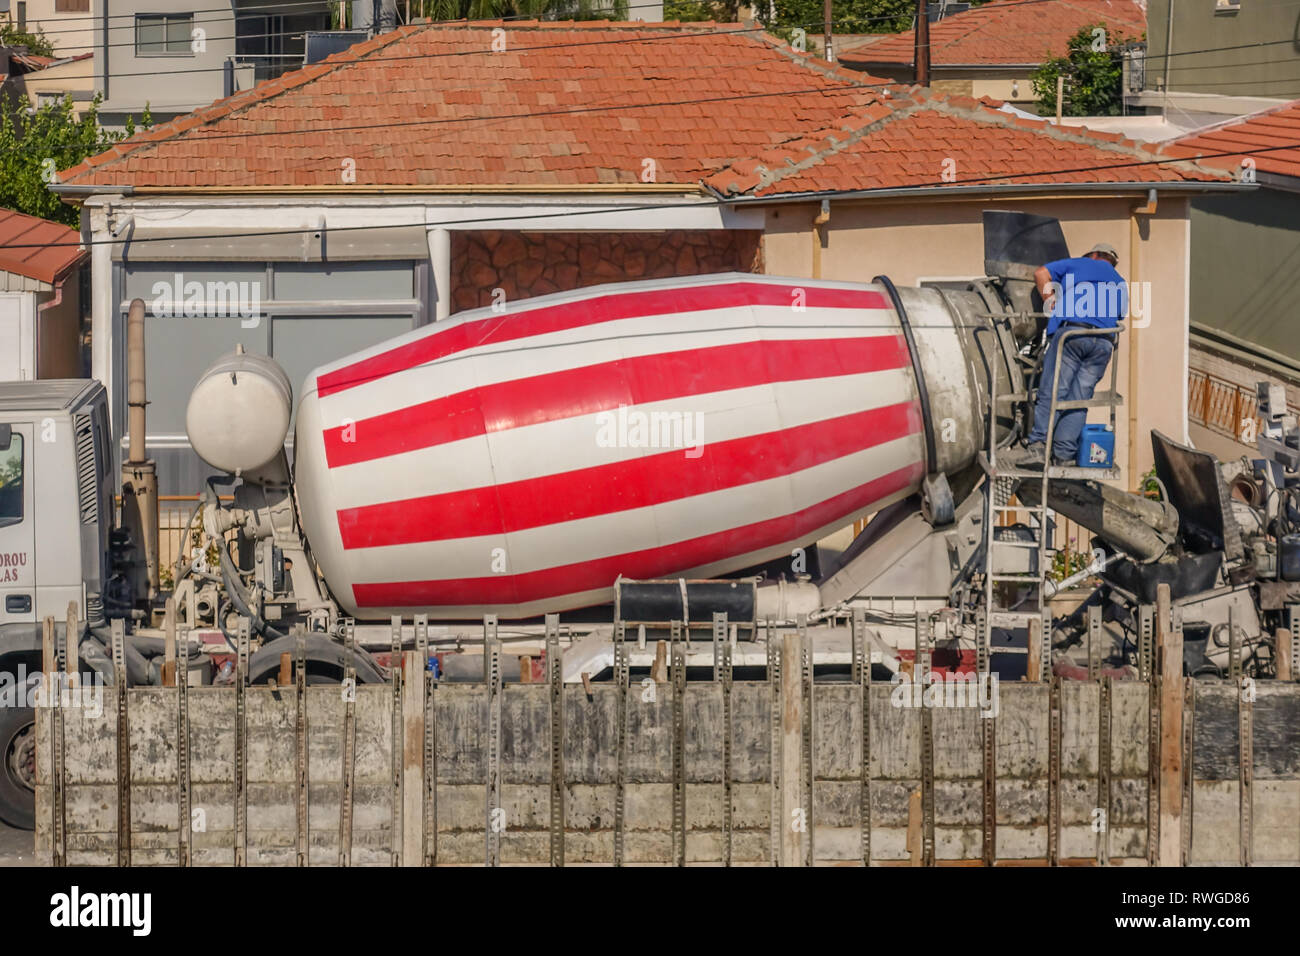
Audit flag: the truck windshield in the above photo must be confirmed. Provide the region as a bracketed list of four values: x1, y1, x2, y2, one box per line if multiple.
[0, 433, 22, 529]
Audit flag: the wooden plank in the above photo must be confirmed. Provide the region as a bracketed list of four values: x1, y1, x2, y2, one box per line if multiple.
[162, 602, 177, 687]
[66, 602, 79, 688]
[401, 649, 424, 867]
[1157, 584, 1183, 867]
[906, 789, 922, 866]
[1026, 617, 1041, 683]
[781, 629, 803, 867]
[1277, 628, 1293, 682]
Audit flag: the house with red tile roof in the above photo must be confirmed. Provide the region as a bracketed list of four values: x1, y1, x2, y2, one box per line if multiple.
[838, 0, 1145, 111]
[49, 20, 1239, 489]
[0, 210, 87, 380]
[1155, 101, 1300, 459]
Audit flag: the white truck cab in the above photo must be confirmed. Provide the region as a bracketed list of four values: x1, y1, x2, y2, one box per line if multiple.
[0, 380, 114, 828]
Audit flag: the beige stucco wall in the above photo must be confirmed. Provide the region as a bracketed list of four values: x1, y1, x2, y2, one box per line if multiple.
[19, 55, 95, 113]
[758, 194, 1193, 489]
[21, 0, 96, 58]
[36, 273, 82, 379]
[851, 65, 1040, 108]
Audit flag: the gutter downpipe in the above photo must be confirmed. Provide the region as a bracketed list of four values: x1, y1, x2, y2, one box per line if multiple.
[1162, 0, 1174, 118]
[1128, 188, 1158, 491]
[34, 270, 70, 378]
[101, 0, 109, 100]
[811, 199, 830, 278]
[121, 298, 159, 602]
[427, 227, 451, 321]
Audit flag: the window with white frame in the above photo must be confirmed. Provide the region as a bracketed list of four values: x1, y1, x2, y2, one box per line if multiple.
[135, 13, 194, 55]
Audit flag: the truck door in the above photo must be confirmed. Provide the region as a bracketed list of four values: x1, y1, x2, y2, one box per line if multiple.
[0, 424, 35, 627]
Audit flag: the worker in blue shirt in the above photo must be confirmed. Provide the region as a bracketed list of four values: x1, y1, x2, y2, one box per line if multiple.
[1012, 243, 1126, 466]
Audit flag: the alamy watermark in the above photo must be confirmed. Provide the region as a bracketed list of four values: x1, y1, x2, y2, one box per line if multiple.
[150, 273, 262, 328]
[890, 669, 999, 718]
[595, 404, 704, 459]
[1044, 275, 1151, 328]
[0, 665, 105, 718]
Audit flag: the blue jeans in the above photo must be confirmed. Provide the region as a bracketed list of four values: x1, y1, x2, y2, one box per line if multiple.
[1028, 330, 1114, 459]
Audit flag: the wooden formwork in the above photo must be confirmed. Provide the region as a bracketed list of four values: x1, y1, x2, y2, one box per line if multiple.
[34, 614, 1300, 867]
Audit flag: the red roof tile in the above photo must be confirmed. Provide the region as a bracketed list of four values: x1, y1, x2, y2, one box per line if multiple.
[839, 0, 1145, 69]
[705, 92, 1228, 197]
[59, 20, 1222, 197]
[1173, 100, 1300, 180]
[63, 22, 889, 189]
[0, 209, 85, 284]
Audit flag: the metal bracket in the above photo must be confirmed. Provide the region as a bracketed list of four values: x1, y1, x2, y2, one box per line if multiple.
[485, 615, 501, 868]
[917, 614, 934, 867]
[546, 614, 565, 868]
[110, 618, 132, 867]
[1097, 676, 1112, 867]
[1239, 674, 1253, 867]
[390, 616, 403, 866]
[1048, 677, 1062, 866]
[178, 616, 192, 868]
[853, 609, 872, 867]
[338, 618, 357, 867]
[51, 618, 66, 868]
[714, 612, 733, 868]
[1182, 678, 1194, 867]
[800, 616, 815, 868]
[1138, 604, 1154, 681]
[613, 624, 629, 868]
[416, 614, 434, 867]
[670, 620, 686, 868]
[294, 627, 307, 868]
[234, 618, 249, 868]
[981, 677, 996, 867]
[1040, 611, 1053, 682]
[1147, 668, 1160, 866]
[1290, 604, 1300, 680]
[767, 619, 781, 867]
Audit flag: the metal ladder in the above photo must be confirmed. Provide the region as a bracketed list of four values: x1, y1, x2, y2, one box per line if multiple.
[977, 323, 1126, 678]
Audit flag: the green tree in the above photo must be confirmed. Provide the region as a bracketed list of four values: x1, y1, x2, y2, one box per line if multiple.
[755, 0, 997, 41]
[1032, 23, 1139, 118]
[417, 0, 630, 19]
[0, 93, 151, 227]
[1, 15, 55, 58]
[759, 0, 914, 38]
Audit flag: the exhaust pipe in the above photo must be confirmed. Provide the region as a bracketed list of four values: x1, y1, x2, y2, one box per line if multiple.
[121, 298, 159, 601]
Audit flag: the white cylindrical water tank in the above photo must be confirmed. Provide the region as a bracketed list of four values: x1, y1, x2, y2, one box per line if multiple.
[293, 273, 994, 620]
[187, 347, 293, 475]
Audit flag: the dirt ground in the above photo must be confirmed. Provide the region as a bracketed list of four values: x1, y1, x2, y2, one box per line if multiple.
[0, 823, 34, 866]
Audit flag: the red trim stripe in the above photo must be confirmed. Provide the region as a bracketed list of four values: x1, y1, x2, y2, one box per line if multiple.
[350, 460, 924, 609]
[337, 401, 921, 550]
[323, 334, 910, 468]
[315, 281, 891, 398]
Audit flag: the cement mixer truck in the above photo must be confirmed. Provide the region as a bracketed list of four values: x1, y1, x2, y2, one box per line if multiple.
[0, 211, 1293, 829]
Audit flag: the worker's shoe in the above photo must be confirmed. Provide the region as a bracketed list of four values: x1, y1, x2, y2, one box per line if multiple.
[1003, 442, 1046, 467]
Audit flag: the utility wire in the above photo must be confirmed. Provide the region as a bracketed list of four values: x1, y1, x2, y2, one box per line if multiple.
[4, 138, 1279, 253]
[9, 22, 1300, 149]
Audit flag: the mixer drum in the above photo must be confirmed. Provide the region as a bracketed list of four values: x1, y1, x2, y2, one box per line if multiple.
[293, 273, 984, 620]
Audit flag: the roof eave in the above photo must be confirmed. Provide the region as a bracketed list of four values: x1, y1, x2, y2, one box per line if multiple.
[842, 59, 1041, 70]
[714, 180, 1252, 204]
[52, 183, 705, 197]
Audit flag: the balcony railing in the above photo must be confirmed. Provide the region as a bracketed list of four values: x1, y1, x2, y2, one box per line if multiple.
[1188, 367, 1300, 443]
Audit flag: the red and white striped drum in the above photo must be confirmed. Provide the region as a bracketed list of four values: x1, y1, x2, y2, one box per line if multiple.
[293, 273, 974, 620]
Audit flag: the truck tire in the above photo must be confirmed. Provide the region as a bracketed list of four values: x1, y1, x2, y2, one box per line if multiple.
[0, 705, 36, 830]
